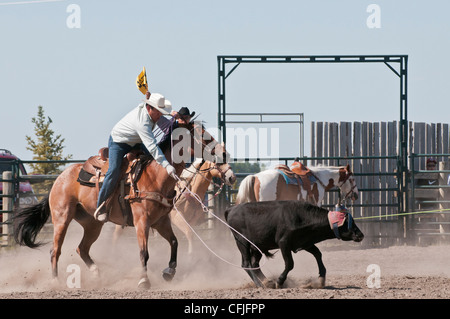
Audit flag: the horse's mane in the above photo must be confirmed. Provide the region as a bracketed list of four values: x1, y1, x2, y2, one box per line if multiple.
[180, 158, 204, 179]
[156, 120, 202, 153]
[135, 126, 178, 168]
[157, 130, 173, 153]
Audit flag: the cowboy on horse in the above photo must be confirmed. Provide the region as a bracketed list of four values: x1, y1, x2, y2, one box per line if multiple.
[14, 67, 219, 288]
[94, 92, 178, 222]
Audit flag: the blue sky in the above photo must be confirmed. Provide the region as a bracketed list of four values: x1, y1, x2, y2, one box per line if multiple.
[1, 0, 449, 161]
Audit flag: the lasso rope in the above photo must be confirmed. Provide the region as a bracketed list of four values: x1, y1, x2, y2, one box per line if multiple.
[353, 208, 450, 220]
[166, 120, 268, 270]
[172, 174, 268, 270]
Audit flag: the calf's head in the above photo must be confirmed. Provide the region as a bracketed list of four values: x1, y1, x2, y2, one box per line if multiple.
[328, 209, 364, 242]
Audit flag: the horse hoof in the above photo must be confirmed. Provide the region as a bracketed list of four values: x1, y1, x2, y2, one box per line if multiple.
[302, 276, 326, 289]
[137, 278, 151, 289]
[317, 276, 326, 288]
[162, 267, 176, 281]
[262, 279, 276, 289]
[89, 264, 100, 278]
[50, 277, 61, 289]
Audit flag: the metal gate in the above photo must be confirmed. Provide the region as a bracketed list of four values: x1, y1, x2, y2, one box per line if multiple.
[227, 155, 402, 246]
[410, 153, 450, 244]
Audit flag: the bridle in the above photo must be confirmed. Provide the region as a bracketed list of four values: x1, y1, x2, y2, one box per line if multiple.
[170, 121, 234, 202]
[309, 167, 358, 203]
[176, 159, 233, 203]
[338, 173, 358, 203]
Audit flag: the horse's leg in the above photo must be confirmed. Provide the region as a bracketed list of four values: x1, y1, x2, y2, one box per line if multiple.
[75, 216, 103, 277]
[49, 203, 76, 280]
[112, 225, 124, 246]
[153, 214, 178, 281]
[185, 227, 194, 255]
[171, 210, 194, 254]
[304, 245, 326, 288]
[134, 215, 151, 289]
[50, 222, 70, 279]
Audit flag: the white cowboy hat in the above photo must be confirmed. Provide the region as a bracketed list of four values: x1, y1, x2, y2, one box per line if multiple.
[146, 93, 172, 115]
[164, 99, 172, 111]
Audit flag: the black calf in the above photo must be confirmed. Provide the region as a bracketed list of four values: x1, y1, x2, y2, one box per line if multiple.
[225, 200, 364, 288]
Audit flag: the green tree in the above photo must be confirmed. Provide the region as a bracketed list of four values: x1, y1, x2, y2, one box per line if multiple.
[25, 106, 73, 193]
[229, 162, 262, 174]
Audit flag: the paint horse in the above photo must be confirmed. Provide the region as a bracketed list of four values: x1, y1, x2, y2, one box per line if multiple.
[13, 121, 218, 289]
[235, 161, 358, 206]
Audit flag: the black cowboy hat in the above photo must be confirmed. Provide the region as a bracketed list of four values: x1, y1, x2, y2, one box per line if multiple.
[178, 107, 195, 118]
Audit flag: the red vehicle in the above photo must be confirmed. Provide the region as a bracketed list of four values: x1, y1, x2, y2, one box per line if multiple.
[0, 149, 37, 208]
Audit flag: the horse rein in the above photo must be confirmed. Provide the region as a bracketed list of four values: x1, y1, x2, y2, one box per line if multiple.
[338, 173, 358, 202]
[176, 160, 231, 203]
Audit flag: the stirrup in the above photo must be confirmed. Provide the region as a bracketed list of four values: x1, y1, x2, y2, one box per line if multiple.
[94, 201, 108, 222]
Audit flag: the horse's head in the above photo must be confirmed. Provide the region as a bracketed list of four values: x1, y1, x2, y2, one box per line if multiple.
[201, 160, 236, 186]
[172, 121, 235, 186]
[338, 164, 359, 202]
[171, 121, 212, 165]
[209, 141, 236, 186]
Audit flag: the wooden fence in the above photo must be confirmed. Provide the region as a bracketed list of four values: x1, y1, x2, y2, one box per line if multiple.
[311, 121, 449, 244]
[410, 122, 449, 169]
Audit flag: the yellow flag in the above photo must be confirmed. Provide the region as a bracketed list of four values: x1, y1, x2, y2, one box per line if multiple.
[136, 67, 148, 95]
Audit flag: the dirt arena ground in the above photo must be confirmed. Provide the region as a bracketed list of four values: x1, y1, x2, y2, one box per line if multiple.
[1, 222, 450, 300]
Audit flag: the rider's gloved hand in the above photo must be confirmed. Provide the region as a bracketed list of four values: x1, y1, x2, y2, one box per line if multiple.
[166, 165, 177, 180]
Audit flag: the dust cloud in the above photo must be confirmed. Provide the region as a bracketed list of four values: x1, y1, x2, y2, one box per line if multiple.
[0, 221, 249, 293]
[1, 219, 450, 298]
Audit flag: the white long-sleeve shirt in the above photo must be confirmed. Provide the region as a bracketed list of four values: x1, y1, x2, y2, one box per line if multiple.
[110, 103, 170, 168]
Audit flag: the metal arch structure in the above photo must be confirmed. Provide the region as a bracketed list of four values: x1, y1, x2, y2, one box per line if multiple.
[217, 54, 409, 213]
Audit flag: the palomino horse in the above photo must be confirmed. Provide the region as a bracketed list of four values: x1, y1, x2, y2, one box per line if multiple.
[14, 121, 220, 288]
[235, 163, 359, 206]
[112, 158, 237, 254]
[170, 158, 236, 253]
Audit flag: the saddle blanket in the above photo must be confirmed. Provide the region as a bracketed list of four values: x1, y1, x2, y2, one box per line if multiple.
[276, 169, 317, 186]
[77, 168, 102, 187]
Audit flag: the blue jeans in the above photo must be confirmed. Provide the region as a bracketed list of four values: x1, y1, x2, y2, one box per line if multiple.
[97, 136, 148, 207]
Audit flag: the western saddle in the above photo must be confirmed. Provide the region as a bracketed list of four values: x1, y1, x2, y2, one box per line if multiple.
[274, 160, 318, 204]
[77, 147, 175, 227]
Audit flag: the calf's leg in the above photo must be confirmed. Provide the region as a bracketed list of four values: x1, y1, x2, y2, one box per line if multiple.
[235, 238, 265, 287]
[277, 239, 294, 288]
[305, 245, 326, 288]
[250, 250, 272, 287]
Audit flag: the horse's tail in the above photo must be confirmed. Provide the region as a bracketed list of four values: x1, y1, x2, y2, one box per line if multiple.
[235, 175, 256, 204]
[224, 207, 230, 222]
[14, 196, 51, 248]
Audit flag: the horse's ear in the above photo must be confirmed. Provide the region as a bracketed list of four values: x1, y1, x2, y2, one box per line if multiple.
[346, 164, 352, 174]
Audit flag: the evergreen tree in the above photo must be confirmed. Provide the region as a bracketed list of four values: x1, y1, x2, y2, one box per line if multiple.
[229, 162, 262, 175]
[25, 105, 73, 176]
